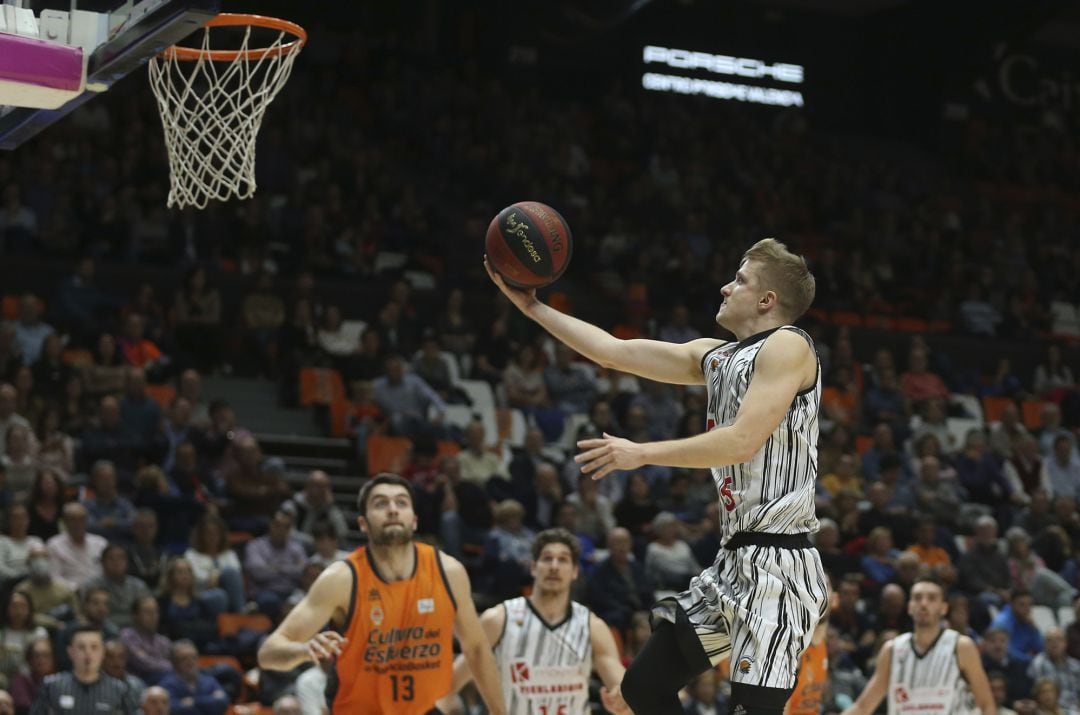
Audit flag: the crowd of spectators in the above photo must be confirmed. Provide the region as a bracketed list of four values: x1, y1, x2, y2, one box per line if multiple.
[0, 10, 1077, 715]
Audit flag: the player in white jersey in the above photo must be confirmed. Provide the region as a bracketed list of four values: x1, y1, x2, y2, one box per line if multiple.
[439, 528, 629, 715]
[843, 578, 995, 715]
[487, 238, 829, 714]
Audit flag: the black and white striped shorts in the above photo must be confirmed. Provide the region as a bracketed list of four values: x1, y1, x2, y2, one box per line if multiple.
[653, 532, 829, 690]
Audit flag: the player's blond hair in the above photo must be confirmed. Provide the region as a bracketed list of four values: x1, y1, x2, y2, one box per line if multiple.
[741, 238, 816, 321]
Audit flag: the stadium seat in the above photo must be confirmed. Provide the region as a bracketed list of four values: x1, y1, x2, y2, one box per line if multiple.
[199, 655, 248, 701]
[365, 435, 412, 476]
[831, 311, 863, 327]
[145, 383, 176, 409]
[981, 396, 1014, 424]
[558, 413, 592, 453]
[0, 296, 17, 320]
[435, 440, 461, 462]
[230, 704, 272, 715]
[227, 532, 253, 548]
[945, 418, 981, 452]
[927, 320, 953, 333]
[864, 315, 896, 330]
[548, 291, 573, 313]
[298, 367, 345, 406]
[458, 379, 495, 414]
[340, 320, 367, 349]
[217, 613, 273, 638]
[440, 404, 477, 431]
[373, 251, 408, 273]
[949, 394, 984, 424]
[61, 348, 93, 366]
[1021, 400, 1045, 431]
[1032, 605, 1057, 634]
[404, 269, 436, 291]
[328, 398, 350, 438]
[895, 317, 929, 333]
[506, 409, 528, 448]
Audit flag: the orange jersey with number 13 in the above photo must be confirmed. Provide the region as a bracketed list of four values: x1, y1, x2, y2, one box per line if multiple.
[328, 543, 456, 714]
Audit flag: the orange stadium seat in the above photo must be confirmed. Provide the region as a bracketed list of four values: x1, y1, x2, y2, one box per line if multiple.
[61, 348, 93, 366]
[927, 320, 952, 333]
[864, 315, 896, 330]
[548, 291, 573, 313]
[218, 613, 272, 638]
[298, 367, 345, 407]
[982, 396, 1014, 424]
[831, 311, 863, 327]
[145, 383, 176, 408]
[0, 296, 17, 320]
[895, 317, 929, 333]
[329, 398, 350, 438]
[1021, 399, 1045, 431]
[435, 440, 461, 462]
[199, 655, 248, 701]
[230, 704, 272, 715]
[228, 531, 253, 548]
[366, 435, 412, 475]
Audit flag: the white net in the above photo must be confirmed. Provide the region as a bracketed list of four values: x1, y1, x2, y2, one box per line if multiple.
[148, 22, 303, 210]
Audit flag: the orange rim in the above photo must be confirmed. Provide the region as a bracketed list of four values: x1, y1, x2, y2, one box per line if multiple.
[160, 13, 307, 62]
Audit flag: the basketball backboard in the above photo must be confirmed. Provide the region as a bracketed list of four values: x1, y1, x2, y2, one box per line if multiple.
[0, 0, 219, 150]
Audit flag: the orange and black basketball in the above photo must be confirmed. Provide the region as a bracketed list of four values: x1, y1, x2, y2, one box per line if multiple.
[485, 201, 573, 289]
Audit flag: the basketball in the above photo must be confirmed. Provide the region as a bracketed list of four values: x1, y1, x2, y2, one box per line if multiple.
[485, 201, 573, 289]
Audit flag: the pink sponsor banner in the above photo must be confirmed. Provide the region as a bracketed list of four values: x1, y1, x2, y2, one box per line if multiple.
[0, 33, 82, 91]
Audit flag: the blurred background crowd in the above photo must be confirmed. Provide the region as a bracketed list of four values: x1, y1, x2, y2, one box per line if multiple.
[0, 1, 1079, 714]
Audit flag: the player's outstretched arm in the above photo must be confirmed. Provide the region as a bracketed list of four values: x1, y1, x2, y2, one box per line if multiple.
[257, 562, 351, 671]
[589, 613, 633, 714]
[957, 636, 997, 715]
[486, 257, 719, 385]
[841, 641, 892, 715]
[442, 554, 507, 715]
[576, 329, 815, 478]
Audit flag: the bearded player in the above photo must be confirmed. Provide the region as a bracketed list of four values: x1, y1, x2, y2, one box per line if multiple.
[258, 473, 506, 715]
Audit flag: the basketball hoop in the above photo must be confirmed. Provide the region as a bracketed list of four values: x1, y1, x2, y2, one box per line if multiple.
[148, 14, 306, 210]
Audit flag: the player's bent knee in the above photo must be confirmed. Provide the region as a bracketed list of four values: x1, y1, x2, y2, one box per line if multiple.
[729, 682, 794, 715]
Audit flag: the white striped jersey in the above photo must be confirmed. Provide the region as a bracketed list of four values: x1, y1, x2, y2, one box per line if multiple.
[33, 671, 139, 713]
[888, 629, 974, 715]
[495, 596, 593, 715]
[701, 326, 820, 545]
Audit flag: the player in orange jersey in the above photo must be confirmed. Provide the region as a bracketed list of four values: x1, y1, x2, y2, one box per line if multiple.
[258, 473, 506, 715]
[784, 582, 832, 715]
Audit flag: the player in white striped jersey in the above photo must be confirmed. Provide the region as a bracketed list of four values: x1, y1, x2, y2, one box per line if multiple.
[439, 528, 629, 715]
[843, 578, 995, 715]
[487, 238, 828, 714]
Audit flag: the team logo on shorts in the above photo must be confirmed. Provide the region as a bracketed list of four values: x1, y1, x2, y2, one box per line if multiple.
[370, 604, 384, 626]
[510, 661, 530, 683]
[737, 656, 754, 675]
